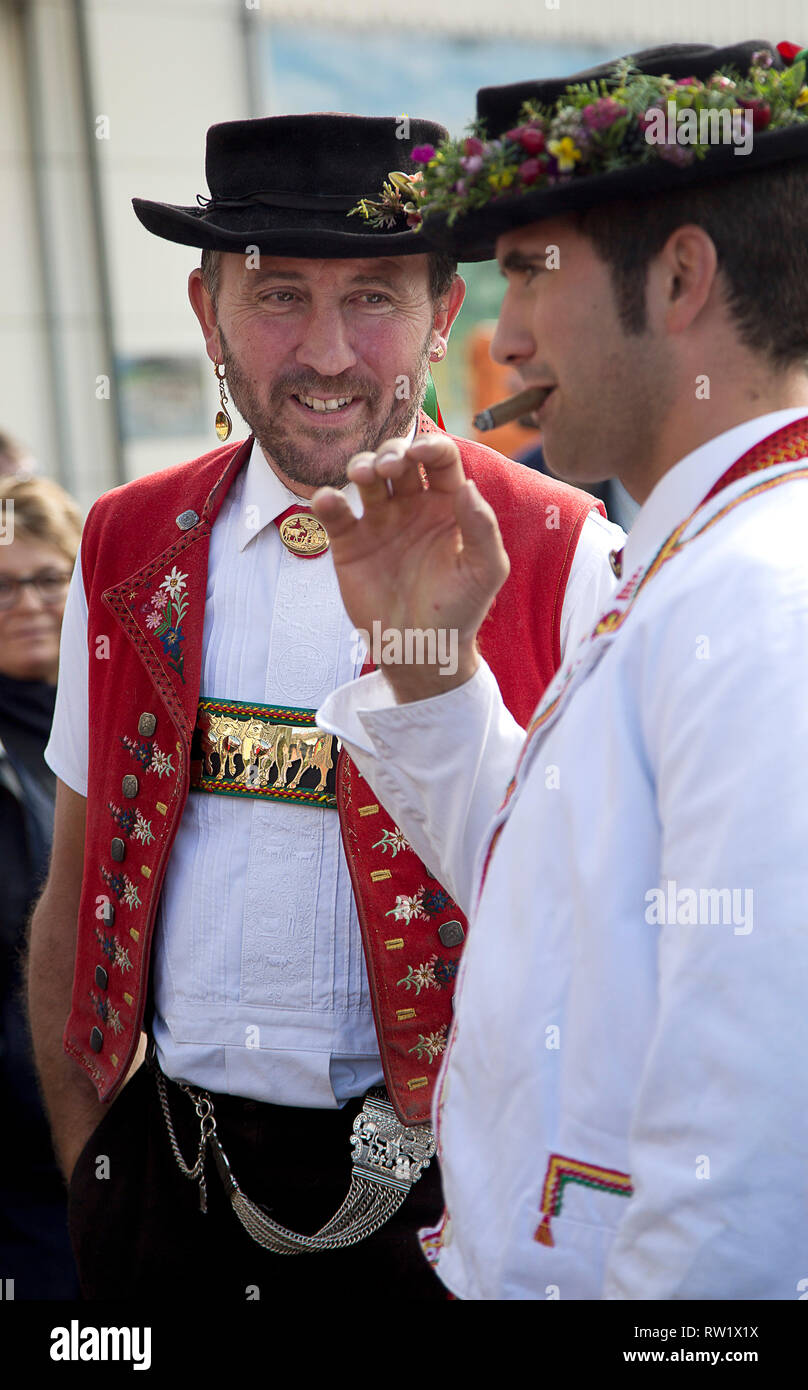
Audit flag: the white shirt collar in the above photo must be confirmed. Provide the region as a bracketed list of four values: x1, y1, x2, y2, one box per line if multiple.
[236, 418, 420, 551]
[621, 408, 808, 577]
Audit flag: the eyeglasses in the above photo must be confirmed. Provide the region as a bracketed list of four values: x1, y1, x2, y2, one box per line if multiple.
[0, 571, 72, 610]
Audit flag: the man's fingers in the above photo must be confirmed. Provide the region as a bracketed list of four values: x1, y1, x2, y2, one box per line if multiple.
[346, 450, 395, 510]
[454, 478, 511, 596]
[310, 485, 358, 542]
[401, 433, 466, 495]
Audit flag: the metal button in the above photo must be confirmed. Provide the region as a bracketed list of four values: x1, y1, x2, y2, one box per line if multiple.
[95, 965, 109, 990]
[176, 509, 199, 531]
[138, 712, 157, 737]
[609, 548, 623, 579]
[90, 1026, 103, 1053]
[100, 900, 115, 926]
[438, 920, 465, 948]
[111, 837, 126, 862]
[122, 774, 138, 798]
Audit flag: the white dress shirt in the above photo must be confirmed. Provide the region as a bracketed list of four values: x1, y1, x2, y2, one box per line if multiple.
[318, 409, 808, 1295]
[45, 438, 623, 1107]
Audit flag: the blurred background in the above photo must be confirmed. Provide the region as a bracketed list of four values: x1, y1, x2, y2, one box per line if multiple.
[2, 0, 806, 506]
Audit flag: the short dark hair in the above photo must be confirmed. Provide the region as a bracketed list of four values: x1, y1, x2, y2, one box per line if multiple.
[578, 159, 808, 369]
[200, 247, 457, 307]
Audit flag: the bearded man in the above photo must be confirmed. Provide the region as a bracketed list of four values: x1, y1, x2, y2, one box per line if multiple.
[26, 114, 621, 1300]
[315, 42, 808, 1299]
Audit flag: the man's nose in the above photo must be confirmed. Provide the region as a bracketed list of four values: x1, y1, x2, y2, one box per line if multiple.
[296, 307, 358, 377]
[490, 290, 535, 367]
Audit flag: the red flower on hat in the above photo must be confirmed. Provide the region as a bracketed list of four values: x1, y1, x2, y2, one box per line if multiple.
[505, 125, 546, 154]
[777, 41, 805, 63]
[738, 97, 772, 130]
[519, 157, 546, 185]
[411, 144, 436, 163]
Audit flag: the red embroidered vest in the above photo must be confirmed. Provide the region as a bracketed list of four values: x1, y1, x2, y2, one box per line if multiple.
[67, 413, 603, 1121]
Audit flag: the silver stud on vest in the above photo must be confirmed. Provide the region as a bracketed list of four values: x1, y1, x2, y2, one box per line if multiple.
[176, 509, 199, 532]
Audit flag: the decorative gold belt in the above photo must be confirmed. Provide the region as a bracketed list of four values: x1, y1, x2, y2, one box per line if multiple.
[190, 697, 339, 809]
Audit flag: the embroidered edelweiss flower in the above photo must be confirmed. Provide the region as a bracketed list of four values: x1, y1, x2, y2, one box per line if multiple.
[150, 746, 174, 778]
[160, 566, 188, 600]
[408, 1025, 448, 1062]
[372, 826, 412, 856]
[114, 942, 133, 972]
[107, 1006, 124, 1036]
[385, 889, 425, 923]
[397, 957, 438, 994]
[132, 810, 154, 845]
[121, 877, 141, 910]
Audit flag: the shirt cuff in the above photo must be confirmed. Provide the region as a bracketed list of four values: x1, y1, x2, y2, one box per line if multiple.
[317, 660, 493, 757]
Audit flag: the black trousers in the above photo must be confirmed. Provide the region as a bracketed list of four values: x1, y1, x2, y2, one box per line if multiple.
[67, 1064, 447, 1300]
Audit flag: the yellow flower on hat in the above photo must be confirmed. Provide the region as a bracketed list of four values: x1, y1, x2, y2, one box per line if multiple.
[548, 136, 583, 172]
[488, 169, 515, 190]
[796, 86, 808, 107]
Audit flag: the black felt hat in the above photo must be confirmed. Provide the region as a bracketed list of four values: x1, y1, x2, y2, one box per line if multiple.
[418, 40, 808, 259]
[133, 113, 449, 257]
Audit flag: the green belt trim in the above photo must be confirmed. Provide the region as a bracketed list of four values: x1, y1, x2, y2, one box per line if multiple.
[190, 696, 338, 809]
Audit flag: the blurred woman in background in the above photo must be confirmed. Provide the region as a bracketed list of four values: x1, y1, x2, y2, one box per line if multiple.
[0, 474, 82, 1298]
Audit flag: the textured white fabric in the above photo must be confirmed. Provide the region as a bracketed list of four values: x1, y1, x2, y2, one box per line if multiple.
[45, 439, 622, 1107]
[318, 408, 808, 1295]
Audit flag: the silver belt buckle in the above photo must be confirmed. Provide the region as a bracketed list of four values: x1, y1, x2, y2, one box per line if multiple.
[351, 1088, 436, 1193]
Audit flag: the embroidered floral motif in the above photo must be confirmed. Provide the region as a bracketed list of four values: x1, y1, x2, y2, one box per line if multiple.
[94, 926, 134, 971]
[89, 990, 108, 1023]
[100, 866, 124, 899]
[114, 941, 133, 972]
[121, 877, 141, 910]
[95, 927, 117, 962]
[408, 1025, 447, 1063]
[121, 735, 154, 769]
[432, 956, 459, 987]
[385, 887, 426, 923]
[422, 887, 450, 916]
[150, 746, 174, 778]
[397, 957, 438, 994]
[132, 810, 155, 844]
[108, 802, 136, 835]
[142, 566, 189, 679]
[106, 1005, 124, 1036]
[372, 826, 412, 857]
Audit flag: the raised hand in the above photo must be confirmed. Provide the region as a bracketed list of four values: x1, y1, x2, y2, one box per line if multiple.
[311, 432, 510, 701]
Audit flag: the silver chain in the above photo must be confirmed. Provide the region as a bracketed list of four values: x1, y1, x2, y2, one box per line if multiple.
[154, 1067, 435, 1254]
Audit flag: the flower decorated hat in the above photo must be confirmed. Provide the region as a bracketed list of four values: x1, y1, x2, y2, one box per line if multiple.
[133, 113, 448, 257]
[353, 40, 808, 260]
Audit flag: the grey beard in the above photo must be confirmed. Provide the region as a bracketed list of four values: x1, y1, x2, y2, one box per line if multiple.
[218, 331, 430, 489]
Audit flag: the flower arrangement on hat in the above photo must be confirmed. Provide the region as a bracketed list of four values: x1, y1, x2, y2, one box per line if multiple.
[347, 169, 427, 230]
[351, 47, 808, 232]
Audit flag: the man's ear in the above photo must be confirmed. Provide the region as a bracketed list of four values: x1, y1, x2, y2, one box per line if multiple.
[188, 268, 221, 361]
[431, 274, 466, 356]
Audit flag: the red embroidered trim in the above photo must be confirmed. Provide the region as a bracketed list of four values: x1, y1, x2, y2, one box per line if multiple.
[535, 1153, 633, 1247]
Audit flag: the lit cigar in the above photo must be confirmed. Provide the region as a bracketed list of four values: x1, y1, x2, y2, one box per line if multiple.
[473, 385, 551, 432]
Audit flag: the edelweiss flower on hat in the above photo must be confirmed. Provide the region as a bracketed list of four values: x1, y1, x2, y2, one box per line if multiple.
[349, 40, 808, 261]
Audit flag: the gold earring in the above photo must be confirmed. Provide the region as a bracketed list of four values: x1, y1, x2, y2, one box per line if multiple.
[214, 358, 232, 441]
[430, 342, 446, 361]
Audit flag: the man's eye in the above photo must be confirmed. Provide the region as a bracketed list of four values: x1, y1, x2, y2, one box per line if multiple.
[261, 290, 299, 304]
[359, 293, 391, 305]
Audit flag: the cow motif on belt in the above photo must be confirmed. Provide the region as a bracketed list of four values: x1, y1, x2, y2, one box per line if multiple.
[189, 697, 339, 808]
